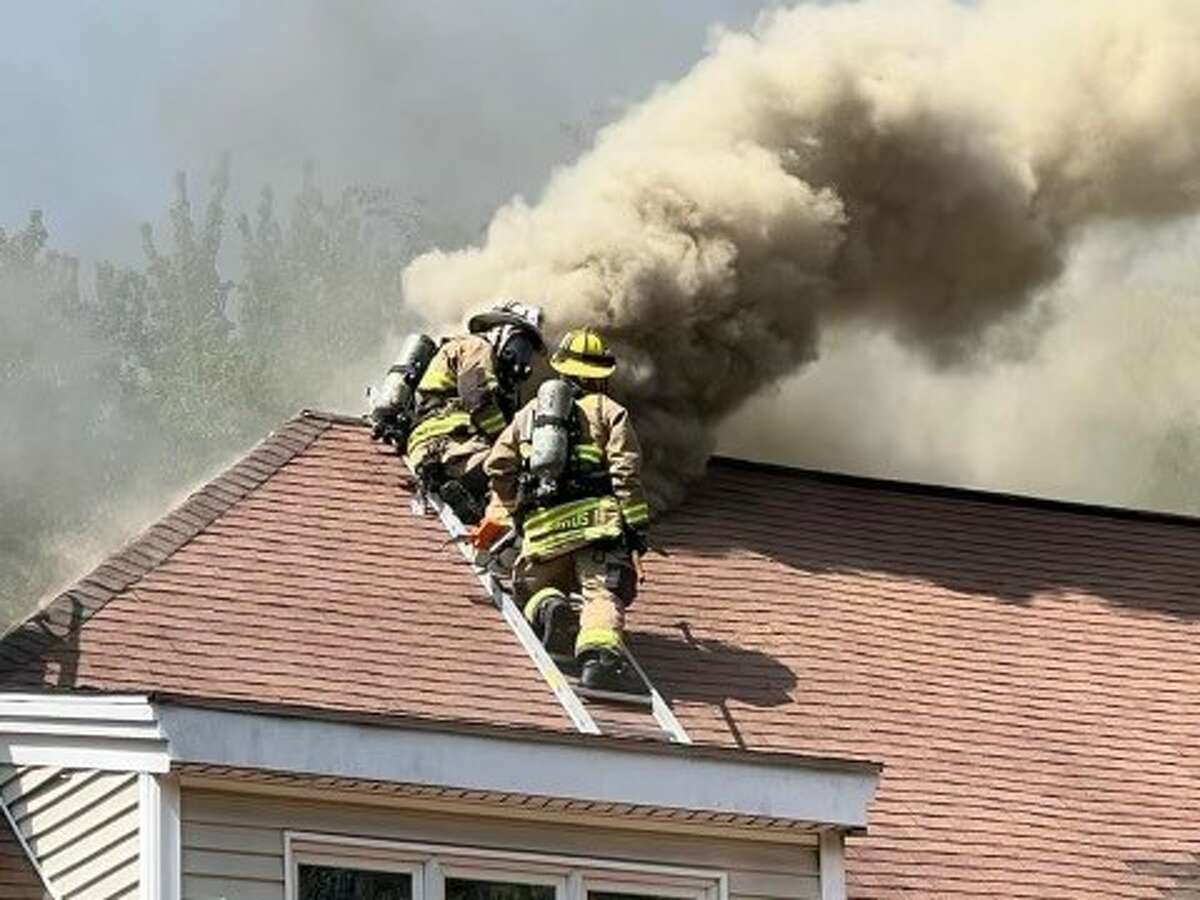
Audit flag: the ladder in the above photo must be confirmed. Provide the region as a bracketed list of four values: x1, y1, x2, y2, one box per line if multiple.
[412, 478, 690, 744]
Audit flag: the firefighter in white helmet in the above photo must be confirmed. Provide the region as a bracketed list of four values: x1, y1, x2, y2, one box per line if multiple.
[405, 300, 544, 524]
[482, 328, 651, 692]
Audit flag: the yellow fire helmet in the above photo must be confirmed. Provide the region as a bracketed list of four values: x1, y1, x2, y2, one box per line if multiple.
[550, 327, 617, 379]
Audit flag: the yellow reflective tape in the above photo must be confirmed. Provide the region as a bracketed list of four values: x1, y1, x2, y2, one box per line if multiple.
[576, 626, 622, 654]
[524, 587, 565, 623]
[524, 520, 623, 559]
[418, 364, 456, 392]
[408, 410, 472, 451]
[478, 408, 506, 434]
[524, 496, 605, 532]
[621, 501, 650, 525]
[572, 443, 604, 462]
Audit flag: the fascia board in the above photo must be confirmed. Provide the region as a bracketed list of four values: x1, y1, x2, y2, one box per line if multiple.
[0, 693, 169, 773]
[157, 704, 878, 830]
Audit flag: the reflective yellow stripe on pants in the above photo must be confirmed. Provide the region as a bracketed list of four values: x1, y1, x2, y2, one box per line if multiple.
[515, 548, 626, 659]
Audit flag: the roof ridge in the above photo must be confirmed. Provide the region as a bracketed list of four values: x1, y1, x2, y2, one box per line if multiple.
[709, 454, 1200, 530]
[0, 411, 334, 668]
[301, 408, 368, 427]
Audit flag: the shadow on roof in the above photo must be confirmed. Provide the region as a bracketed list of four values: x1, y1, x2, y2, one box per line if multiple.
[0, 594, 84, 690]
[628, 621, 797, 751]
[656, 461, 1200, 620]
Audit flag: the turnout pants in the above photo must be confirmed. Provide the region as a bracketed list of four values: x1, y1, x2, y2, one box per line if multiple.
[516, 544, 638, 657]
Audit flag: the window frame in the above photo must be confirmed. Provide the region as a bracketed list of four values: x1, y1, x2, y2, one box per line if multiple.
[285, 831, 726, 900]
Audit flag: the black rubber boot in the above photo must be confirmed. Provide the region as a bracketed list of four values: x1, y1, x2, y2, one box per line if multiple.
[579, 649, 645, 694]
[438, 478, 484, 525]
[536, 597, 578, 659]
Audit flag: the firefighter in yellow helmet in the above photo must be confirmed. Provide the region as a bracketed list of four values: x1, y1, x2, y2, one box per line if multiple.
[406, 301, 544, 524]
[483, 328, 651, 692]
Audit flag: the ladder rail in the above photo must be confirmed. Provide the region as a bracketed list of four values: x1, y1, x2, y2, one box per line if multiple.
[408, 463, 689, 744]
[414, 480, 600, 735]
[623, 652, 691, 745]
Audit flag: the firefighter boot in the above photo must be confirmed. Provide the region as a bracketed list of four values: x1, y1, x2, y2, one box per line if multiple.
[438, 478, 485, 525]
[579, 649, 646, 695]
[534, 596, 578, 659]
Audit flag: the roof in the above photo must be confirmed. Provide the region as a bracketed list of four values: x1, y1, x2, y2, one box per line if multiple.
[3, 410, 1200, 898]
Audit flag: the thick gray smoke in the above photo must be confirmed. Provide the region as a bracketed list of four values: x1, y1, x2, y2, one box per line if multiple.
[723, 218, 1200, 513]
[404, 0, 1200, 507]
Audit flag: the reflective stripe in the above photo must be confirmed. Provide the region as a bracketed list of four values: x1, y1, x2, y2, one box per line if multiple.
[478, 407, 506, 435]
[576, 626, 622, 654]
[524, 587, 565, 623]
[572, 443, 604, 465]
[621, 499, 650, 527]
[528, 522, 622, 559]
[418, 364, 456, 392]
[408, 409, 473, 452]
[524, 496, 608, 533]
[523, 495, 624, 560]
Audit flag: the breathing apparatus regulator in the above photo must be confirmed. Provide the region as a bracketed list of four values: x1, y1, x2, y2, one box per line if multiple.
[494, 325, 539, 395]
[368, 332, 438, 449]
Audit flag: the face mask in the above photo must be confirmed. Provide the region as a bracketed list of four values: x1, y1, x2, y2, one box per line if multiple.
[498, 331, 536, 386]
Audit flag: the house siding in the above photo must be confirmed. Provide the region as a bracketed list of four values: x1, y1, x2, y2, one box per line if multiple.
[182, 788, 820, 900]
[0, 765, 140, 900]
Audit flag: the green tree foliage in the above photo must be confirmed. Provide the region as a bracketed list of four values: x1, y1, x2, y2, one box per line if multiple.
[236, 162, 413, 414]
[0, 211, 150, 615]
[94, 158, 263, 456]
[1, 165, 416, 625]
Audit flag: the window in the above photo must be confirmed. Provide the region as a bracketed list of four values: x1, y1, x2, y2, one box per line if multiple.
[299, 865, 413, 900]
[287, 834, 724, 900]
[445, 876, 556, 900]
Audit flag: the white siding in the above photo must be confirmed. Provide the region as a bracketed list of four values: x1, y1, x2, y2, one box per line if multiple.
[182, 788, 820, 900]
[0, 765, 140, 899]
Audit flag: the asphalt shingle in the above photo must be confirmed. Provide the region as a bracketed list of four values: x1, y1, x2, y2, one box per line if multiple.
[3, 411, 1199, 899]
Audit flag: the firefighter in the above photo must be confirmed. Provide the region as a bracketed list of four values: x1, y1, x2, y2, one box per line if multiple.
[482, 328, 651, 692]
[406, 300, 544, 524]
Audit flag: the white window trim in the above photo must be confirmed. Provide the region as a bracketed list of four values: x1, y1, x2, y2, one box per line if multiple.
[138, 772, 181, 900]
[818, 830, 847, 900]
[285, 831, 727, 900]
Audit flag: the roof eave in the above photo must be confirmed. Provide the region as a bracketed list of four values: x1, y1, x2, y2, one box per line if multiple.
[155, 697, 880, 832]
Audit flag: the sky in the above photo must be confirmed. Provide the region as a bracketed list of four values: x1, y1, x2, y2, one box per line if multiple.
[0, 1, 772, 264]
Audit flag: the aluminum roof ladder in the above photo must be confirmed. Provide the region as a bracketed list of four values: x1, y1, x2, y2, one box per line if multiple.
[408, 470, 690, 744]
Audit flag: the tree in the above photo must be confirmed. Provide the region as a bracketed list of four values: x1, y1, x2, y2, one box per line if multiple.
[2, 163, 422, 625]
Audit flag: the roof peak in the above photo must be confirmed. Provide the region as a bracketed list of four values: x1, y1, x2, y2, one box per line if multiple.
[304, 407, 1200, 530]
[709, 454, 1200, 531]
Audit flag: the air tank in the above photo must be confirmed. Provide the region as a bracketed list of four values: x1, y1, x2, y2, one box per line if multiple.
[371, 333, 436, 419]
[529, 378, 574, 480]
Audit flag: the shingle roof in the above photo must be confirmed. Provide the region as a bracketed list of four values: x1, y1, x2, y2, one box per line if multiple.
[3, 410, 1199, 899]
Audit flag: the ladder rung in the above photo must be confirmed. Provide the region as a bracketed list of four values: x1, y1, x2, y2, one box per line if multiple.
[404, 463, 688, 743]
[587, 722, 673, 742]
[572, 683, 653, 708]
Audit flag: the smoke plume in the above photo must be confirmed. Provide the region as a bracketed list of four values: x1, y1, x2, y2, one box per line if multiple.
[403, 0, 1200, 507]
[723, 217, 1200, 513]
